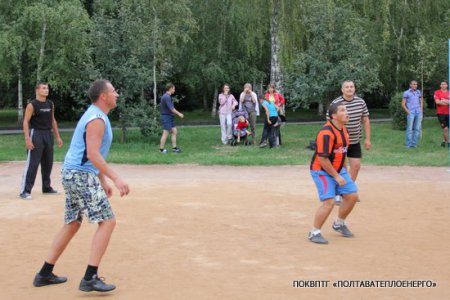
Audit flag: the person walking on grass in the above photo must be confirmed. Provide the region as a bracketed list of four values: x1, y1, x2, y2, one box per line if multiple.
[308, 103, 359, 244]
[32, 79, 130, 292]
[20, 82, 63, 200]
[218, 84, 238, 145]
[159, 83, 184, 153]
[433, 80, 449, 147]
[402, 80, 423, 148]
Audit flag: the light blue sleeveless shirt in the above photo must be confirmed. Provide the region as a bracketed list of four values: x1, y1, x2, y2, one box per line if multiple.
[63, 105, 112, 175]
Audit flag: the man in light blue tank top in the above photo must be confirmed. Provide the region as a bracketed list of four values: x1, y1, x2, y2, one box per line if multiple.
[33, 80, 130, 293]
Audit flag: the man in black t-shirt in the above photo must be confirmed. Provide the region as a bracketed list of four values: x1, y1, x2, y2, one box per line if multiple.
[19, 83, 63, 200]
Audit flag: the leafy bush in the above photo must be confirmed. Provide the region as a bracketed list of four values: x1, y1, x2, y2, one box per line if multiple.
[389, 92, 406, 130]
[121, 101, 161, 141]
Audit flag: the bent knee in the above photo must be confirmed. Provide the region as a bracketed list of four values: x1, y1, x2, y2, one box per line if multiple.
[321, 198, 336, 208]
[343, 193, 358, 202]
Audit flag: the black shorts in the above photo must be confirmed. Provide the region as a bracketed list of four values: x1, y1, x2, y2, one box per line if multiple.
[437, 114, 449, 129]
[347, 142, 362, 159]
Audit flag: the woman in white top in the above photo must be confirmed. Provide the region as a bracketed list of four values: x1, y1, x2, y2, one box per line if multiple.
[218, 84, 238, 144]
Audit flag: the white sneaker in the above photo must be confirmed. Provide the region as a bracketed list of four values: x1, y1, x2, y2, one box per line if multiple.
[20, 193, 32, 200]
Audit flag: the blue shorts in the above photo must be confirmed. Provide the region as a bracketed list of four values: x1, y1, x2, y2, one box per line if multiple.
[161, 114, 175, 130]
[310, 168, 358, 201]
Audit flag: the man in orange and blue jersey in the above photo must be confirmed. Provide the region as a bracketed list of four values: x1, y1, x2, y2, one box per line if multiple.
[308, 103, 359, 244]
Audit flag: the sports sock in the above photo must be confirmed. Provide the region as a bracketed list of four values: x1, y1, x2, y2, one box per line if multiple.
[38, 261, 54, 277]
[311, 228, 321, 235]
[84, 265, 98, 281]
[335, 218, 345, 225]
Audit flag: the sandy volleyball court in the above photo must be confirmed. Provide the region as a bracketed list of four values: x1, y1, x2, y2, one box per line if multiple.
[0, 162, 449, 300]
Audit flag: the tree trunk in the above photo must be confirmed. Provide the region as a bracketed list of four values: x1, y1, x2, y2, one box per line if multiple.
[153, 8, 158, 109]
[202, 90, 208, 111]
[211, 88, 218, 117]
[318, 101, 324, 116]
[270, 0, 282, 91]
[395, 29, 403, 91]
[17, 66, 23, 123]
[153, 58, 157, 108]
[36, 14, 47, 83]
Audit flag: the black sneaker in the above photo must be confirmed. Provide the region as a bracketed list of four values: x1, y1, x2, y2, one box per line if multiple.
[33, 272, 67, 287]
[43, 188, 58, 194]
[172, 147, 182, 153]
[79, 275, 116, 292]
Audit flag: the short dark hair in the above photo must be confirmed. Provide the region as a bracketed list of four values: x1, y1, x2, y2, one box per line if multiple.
[328, 102, 345, 120]
[35, 82, 48, 90]
[166, 83, 175, 91]
[88, 79, 110, 103]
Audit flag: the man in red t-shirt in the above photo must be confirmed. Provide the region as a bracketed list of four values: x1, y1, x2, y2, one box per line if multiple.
[434, 80, 449, 147]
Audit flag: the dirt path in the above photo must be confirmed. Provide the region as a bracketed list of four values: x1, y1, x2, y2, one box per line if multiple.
[0, 162, 449, 300]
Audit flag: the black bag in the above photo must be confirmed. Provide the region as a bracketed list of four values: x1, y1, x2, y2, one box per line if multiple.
[306, 140, 317, 151]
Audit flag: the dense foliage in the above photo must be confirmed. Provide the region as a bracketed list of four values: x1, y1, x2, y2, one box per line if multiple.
[1, 0, 448, 125]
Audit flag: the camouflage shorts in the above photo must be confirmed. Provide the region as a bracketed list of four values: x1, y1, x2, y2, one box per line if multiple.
[62, 169, 114, 224]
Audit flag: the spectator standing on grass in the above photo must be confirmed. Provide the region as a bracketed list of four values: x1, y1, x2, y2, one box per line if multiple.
[218, 84, 238, 145]
[263, 83, 286, 146]
[159, 83, 184, 154]
[265, 83, 286, 122]
[261, 97, 279, 148]
[433, 80, 449, 147]
[402, 80, 423, 148]
[239, 83, 259, 143]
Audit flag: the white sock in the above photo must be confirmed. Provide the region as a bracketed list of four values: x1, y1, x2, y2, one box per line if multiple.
[335, 218, 345, 225]
[311, 228, 321, 235]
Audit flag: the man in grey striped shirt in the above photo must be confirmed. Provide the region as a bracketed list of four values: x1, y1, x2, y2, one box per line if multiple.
[328, 80, 371, 183]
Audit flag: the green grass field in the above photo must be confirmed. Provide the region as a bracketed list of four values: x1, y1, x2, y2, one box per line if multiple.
[0, 119, 448, 166]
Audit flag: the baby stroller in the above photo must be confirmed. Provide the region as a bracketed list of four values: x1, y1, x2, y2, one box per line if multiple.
[230, 110, 252, 146]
